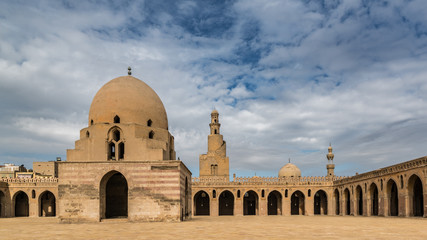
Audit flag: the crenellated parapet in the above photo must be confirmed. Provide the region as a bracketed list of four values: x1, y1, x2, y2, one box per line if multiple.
[334, 156, 427, 185]
[192, 175, 348, 186]
[0, 177, 58, 183]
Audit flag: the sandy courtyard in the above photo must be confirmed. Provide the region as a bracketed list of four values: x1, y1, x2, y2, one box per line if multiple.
[0, 216, 426, 239]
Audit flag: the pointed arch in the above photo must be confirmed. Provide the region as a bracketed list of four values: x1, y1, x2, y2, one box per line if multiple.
[344, 188, 351, 215]
[39, 191, 56, 217]
[369, 183, 379, 216]
[244, 190, 259, 215]
[408, 174, 424, 216]
[100, 171, 128, 219]
[14, 191, 29, 217]
[355, 185, 363, 216]
[314, 190, 328, 215]
[114, 115, 120, 123]
[291, 190, 305, 215]
[387, 179, 398, 216]
[334, 189, 340, 215]
[194, 191, 210, 216]
[268, 190, 282, 215]
[219, 190, 234, 216]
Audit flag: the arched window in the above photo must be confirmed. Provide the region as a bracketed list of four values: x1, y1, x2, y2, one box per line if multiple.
[308, 189, 311, 197]
[114, 115, 120, 123]
[149, 131, 154, 139]
[400, 175, 404, 189]
[214, 129, 217, 134]
[113, 130, 120, 141]
[261, 190, 265, 198]
[108, 142, 115, 160]
[118, 142, 124, 160]
[381, 179, 383, 191]
[285, 189, 288, 198]
[147, 119, 152, 127]
[107, 127, 124, 161]
[237, 190, 241, 198]
[213, 190, 216, 198]
[32, 190, 36, 199]
[90, 119, 94, 125]
[86, 131, 90, 138]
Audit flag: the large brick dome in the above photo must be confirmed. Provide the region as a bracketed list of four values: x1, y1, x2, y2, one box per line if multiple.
[88, 75, 168, 129]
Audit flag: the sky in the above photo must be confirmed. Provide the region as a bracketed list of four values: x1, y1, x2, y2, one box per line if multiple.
[1, 0, 427, 178]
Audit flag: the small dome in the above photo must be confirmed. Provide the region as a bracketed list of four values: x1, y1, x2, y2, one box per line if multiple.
[211, 109, 219, 114]
[278, 163, 301, 178]
[89, 76, 168, 129]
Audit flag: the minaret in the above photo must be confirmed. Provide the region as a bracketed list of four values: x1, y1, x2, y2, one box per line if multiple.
[326, 144, 335, 176]
[199, 109, 229, 179]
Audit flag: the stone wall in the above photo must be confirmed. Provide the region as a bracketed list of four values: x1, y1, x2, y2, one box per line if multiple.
[58, 160, 190, 223]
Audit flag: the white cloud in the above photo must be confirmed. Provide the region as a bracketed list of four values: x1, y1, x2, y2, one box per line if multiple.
[1, 0, 427, 178]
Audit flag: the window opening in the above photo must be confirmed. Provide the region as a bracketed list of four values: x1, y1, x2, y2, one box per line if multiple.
[114, 115, 120, 123]
[237, 190, 241, 198]
[262, 190, 265, 198]
[147, 119, 152, 127]
[149, 131, 154, 139]
[213, 190, 216, 198]
[32, 190, 36, 199]
[308, 189, 311, 197]
[113, 130, 120, 141]
[285, 189, 288, 198]
[86, 131, 90, 138]
[108, 142, 115, 160]
[118, 142, 124, 160]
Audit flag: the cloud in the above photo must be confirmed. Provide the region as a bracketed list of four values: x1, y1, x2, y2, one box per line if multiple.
[0, 0, 427, 178]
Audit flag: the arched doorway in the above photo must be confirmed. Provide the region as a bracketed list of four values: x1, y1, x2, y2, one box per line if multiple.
[291, 191, 305, 215]
[39, 191, 56, 217]
[268, 191, 282, 215]
[408, 175, 424, 216]
[369, 183, 378, 216]
[243, 190, 258, 215]
[355, 185, 363, 216]
[334, 189, 340, 215]
[0, 191, 4, 217]
[387, 179, 398, 216]
[14, 191, 29, 217]
[194, 191, 210, 215]
[314, 190, 327, 215]
[219, 190, 234, 216]
[100, 171, 128, 219]
[344, 188, 350, 215]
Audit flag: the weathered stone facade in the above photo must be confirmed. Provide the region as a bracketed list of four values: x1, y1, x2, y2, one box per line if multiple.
[0, 73, 191, 222]
[192, 111, 426, 218]
[0, 72, 425, 223]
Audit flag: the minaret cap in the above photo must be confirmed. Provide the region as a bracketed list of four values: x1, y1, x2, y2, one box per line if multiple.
[326, 143, 334, 161]
[128, 66, 132, 75]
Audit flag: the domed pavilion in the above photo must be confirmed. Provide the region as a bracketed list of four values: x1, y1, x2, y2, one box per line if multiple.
[59, 71, 191, 222]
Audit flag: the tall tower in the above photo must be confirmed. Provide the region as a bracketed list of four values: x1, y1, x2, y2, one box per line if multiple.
[199, 109, 229, 179]
[326, 144, 335, 176]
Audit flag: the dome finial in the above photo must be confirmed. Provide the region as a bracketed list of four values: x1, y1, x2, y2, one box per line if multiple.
[128, 66, 132, 75]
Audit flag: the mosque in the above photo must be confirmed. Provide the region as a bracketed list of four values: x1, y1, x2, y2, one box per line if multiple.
[0, 70, 425, 221]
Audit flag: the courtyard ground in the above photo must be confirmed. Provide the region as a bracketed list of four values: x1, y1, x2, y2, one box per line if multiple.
[0, 216, 426, 239]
